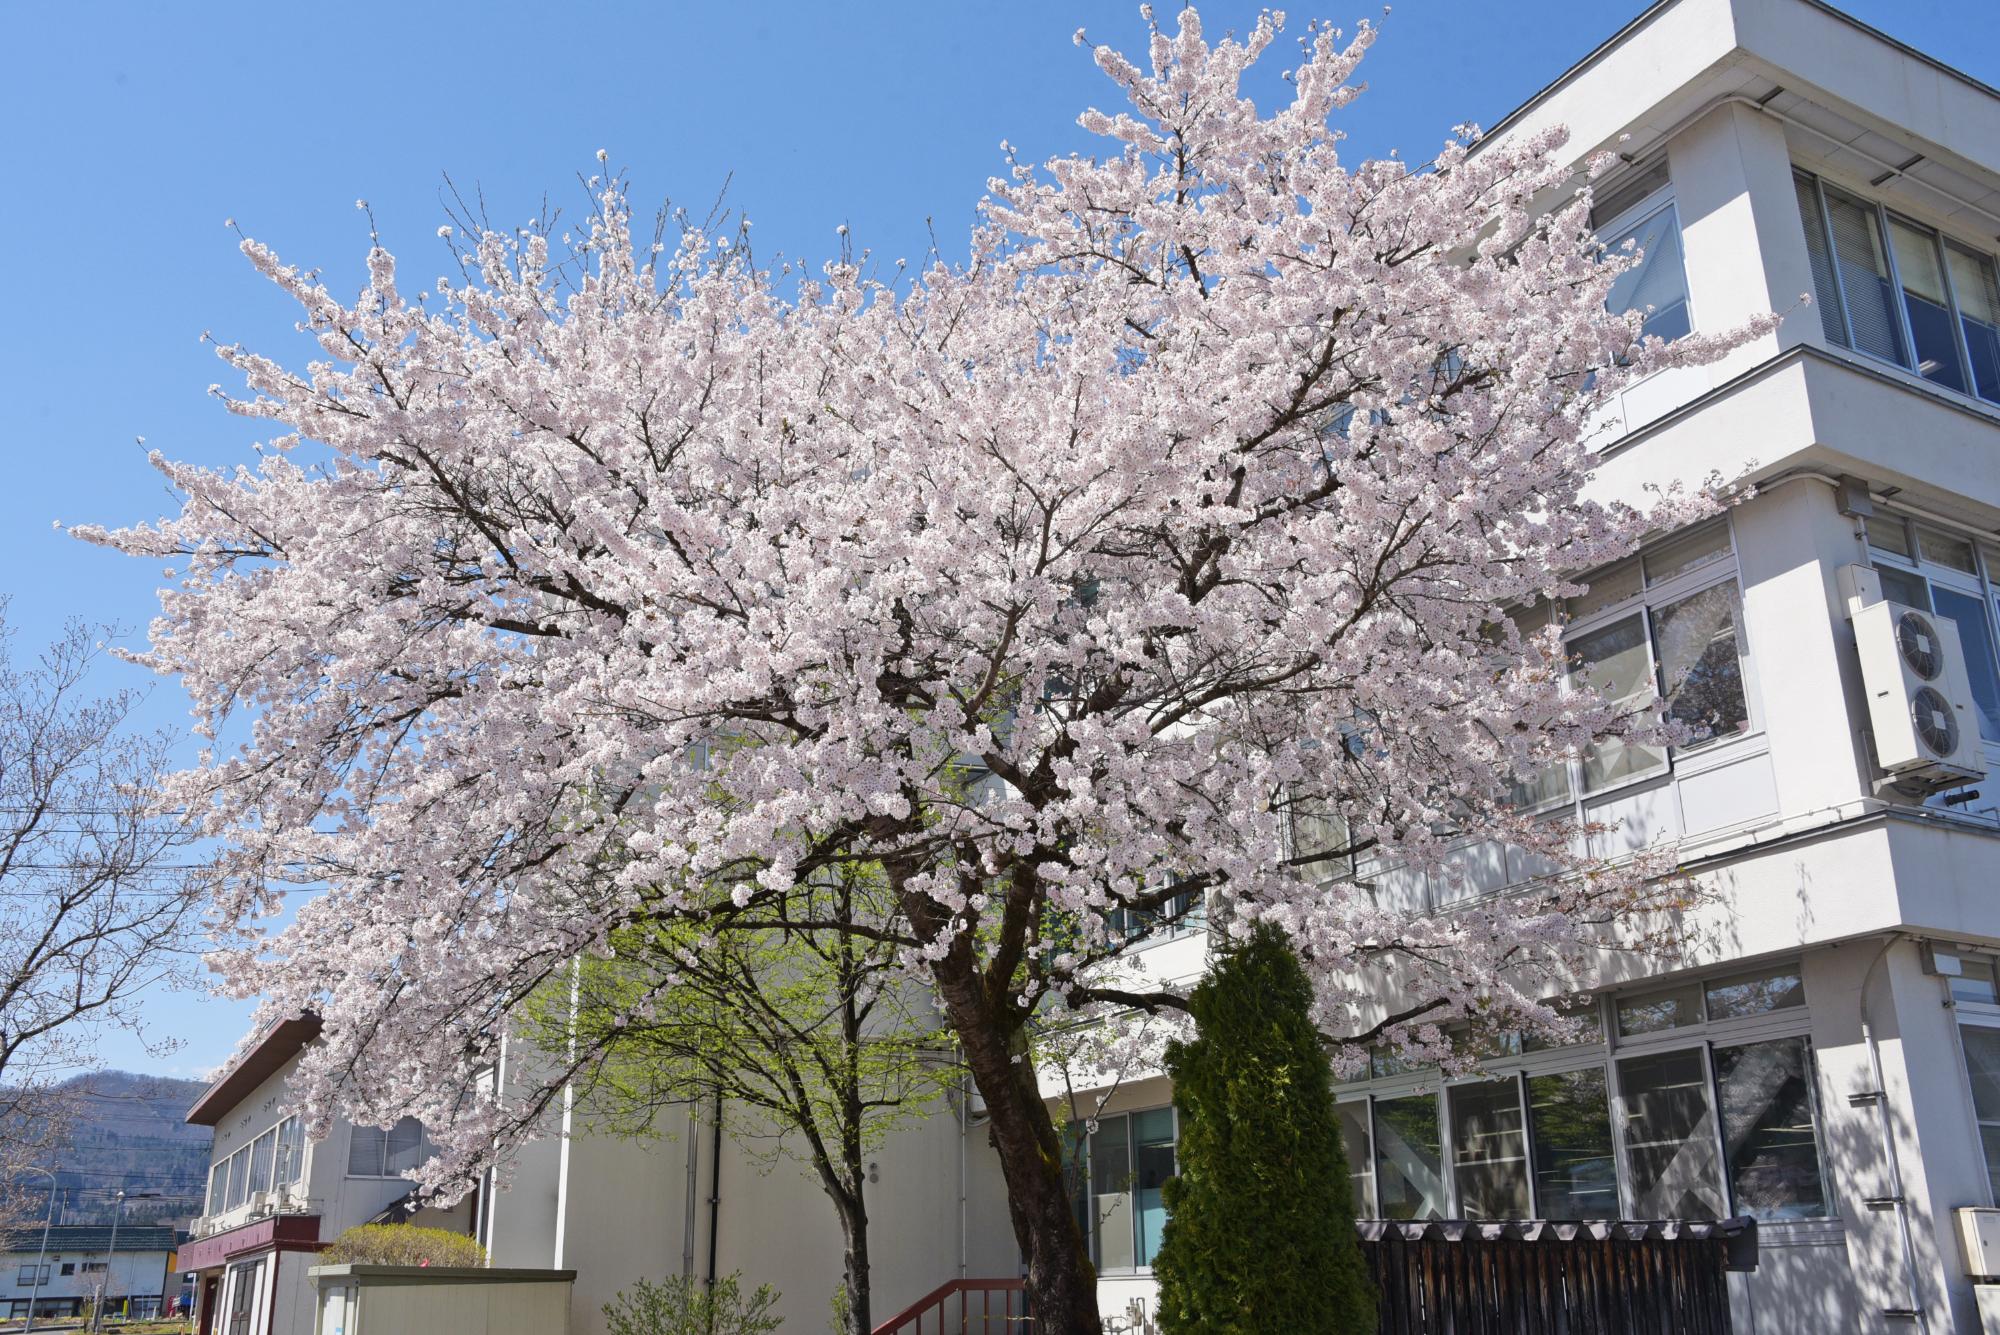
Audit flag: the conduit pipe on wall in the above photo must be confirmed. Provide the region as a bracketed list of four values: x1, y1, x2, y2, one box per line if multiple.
[1858, 933, 1928, 1328]
[705, 1088, 723, 1300]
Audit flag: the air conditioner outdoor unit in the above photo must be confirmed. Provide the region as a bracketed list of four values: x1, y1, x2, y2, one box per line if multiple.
[1851, 597, 1984, 793]
[249, 1191, 275, 1215]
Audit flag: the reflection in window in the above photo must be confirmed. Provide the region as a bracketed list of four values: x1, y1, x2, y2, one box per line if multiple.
[1948, 240, 2000, 403]
[1074, 1109, 1178, 1272]
[1822, 185, 1909, 365]
[1373, 1093, 1446, 1220]
[1889, 216, 1969, 393]
[1604, 207, 1692, 343]
[1131, 1109, 1176, 1266]
[1704, 968, 1804, 1020]
[1617, 1049, 1725, 1220]
[1965, 1028, 2000, 1202]
[248, 1129, 276, 1197]
[274, 1117, 306, 1189]
[1616, 982, 1702, 1036]
[1449, 1079, 1530, 1219]
[1653, 584, 1750, 746]
[1528, 1069, 1619, 1218]
[1714, 1038, 1826, 1219]
[1571, 615, 1667, 792]
[1932, 587, 2000, 742]
[1336, 1100, 1374, 1216]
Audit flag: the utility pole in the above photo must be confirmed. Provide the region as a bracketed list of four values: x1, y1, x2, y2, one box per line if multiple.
[21, 1167, 56, 1335]
[89, 1189, 126, 1333]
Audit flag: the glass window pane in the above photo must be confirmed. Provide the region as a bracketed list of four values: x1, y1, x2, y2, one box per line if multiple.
[1653, 584, 1750, 747]
[1865, 515, 1913, 559]
[1891, 218, 1969, 392]
[385, 1117, 428, 1174]
[1605, 207, 1692, 343]
[1917, 527, 1978, 574]
[1824, 188, 1910, 365]
[248, 1130, 276, 1197]
[1528, 1068, 1619, 1219]
[1953, 958, 2000, 1007]
[1932, 586, 2000, 742]
[1946, 241, 2000, 404]
[1524, 1002, 1605, 1052]
[1132, 1109, 1176, 1267]
[1090, 1114, 1134, 1270]
[224, 1148, 248, 1211]
[1704, 967, 1805, 1020]
[274, 1117, 305, 1190]
[1571, 614, 1667, 791]
[1644, 523, 1732, 587]
[1794, 174, 1849, 346]
[347, 1126, 386, 1178]
[1617, 1048, 1725, 1220]
[1877, 566, 1930, 612]
[1336, 1101, 1374, 1215]
[1965, 1028, 2000, 1202]
[1373, 1093, 1446, 1221]
[1616, 982, 1703, 1036]
[1714, 1038, 1826, 1219]
[1449, 1080, 1531, 1219]
[1570, 560, 1642, 621]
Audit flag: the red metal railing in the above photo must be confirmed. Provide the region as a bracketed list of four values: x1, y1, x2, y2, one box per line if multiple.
[871, 1278, 1028, 1334]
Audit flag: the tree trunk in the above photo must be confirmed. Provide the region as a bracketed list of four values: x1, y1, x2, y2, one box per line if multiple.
[931, 958, 1101, 1335]
[835, 1165, 872, 1335]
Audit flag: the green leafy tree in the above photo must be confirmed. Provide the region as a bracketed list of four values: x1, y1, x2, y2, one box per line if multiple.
[603, 1273, 782, 1335]
[1152, 924, 1375, 1335]
[531, 863, 951, 1335]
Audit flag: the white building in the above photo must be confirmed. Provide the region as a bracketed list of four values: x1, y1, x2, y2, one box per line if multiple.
[1058, 0, 2000, 1331]
[181, 1015, 473, 1335]
[2, 1224, 177, 1323]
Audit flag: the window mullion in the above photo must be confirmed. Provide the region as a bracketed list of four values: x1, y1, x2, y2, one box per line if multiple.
[1878, 202, 1924, 373]
[1934, 224, 1980, 391]
[1815, 178, 1860, 350]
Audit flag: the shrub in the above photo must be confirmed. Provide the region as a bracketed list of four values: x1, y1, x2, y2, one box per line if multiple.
[604, 1273, 782, 1335]
[1152, 922, 1376, 1334]
[320, 1223, 488, 1268]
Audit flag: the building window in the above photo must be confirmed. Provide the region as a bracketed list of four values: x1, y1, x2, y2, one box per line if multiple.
[347, 1117, 432, 1178]
[16, 1265, 49, 1285]
[247, 1128, 276, 1198]
[274, 1116, 306, 1190]
[1795, 167, 2000, 410]
[1713, 1037, 1827, 1219]
[1508, 520, 1752, 809]
[1339, 964, 1821, 1222]
[1448, 1079, 1531, 1219]
[1594, 160, 1692, 344]
[1527, 1068, 1618, 1217]
[1959, 1021, 2000, 1203]
[1866, 514, 2000, 743]
[1070, 1108, 1177, 1273]
[1373, 1093, 1446, 1220]
[1616, 1047, 1725, 1220]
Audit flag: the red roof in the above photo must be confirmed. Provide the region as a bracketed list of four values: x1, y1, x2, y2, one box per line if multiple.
[185, 1014, 323, 1127]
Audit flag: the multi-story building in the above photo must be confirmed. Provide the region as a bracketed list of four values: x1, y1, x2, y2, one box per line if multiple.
[2, 1224, 178, 1323]
[180, 1014, 474, 1335]
[1059, 1, 2000, 1331]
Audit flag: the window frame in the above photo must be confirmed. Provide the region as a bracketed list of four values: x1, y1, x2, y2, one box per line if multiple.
[1595, 187, 1695, 348]
[1796, 166, 2000, 413]
[1072, 1104, 1180, 1276]
[1509, 517, 1761, 816]
[1335, 961, 1823, 1222]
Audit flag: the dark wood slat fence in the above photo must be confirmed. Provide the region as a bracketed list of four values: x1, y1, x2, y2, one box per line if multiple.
[874, 1217, 1755, 1335]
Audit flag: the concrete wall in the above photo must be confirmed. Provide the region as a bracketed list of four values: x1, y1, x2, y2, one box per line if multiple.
[308, 1267, 573, 1335]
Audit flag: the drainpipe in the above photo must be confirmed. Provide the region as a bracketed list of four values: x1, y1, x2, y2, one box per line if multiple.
[958, 1067, 969, 1281]
[705, 1086, 724, 1326]
[1858, 935, 1928, 1328]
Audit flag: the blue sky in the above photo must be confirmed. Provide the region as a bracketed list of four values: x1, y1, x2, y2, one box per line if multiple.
[2, 0, 1994, 1080]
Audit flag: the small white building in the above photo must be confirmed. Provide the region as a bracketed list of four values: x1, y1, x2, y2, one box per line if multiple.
[181, 1015, 473, 1335]
[2, 1224, 177, 1323]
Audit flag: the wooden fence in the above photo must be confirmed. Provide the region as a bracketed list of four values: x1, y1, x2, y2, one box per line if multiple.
[1359, 1217, 1758, 1335]
[873, 1217, 1756, 1335]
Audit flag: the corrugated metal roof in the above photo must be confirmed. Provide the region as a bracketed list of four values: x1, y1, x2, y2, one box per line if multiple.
[0, 1224, 181, 1255]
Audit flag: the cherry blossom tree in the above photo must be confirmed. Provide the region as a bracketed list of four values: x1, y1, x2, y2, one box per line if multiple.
[82, 9, 1773, 1328]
